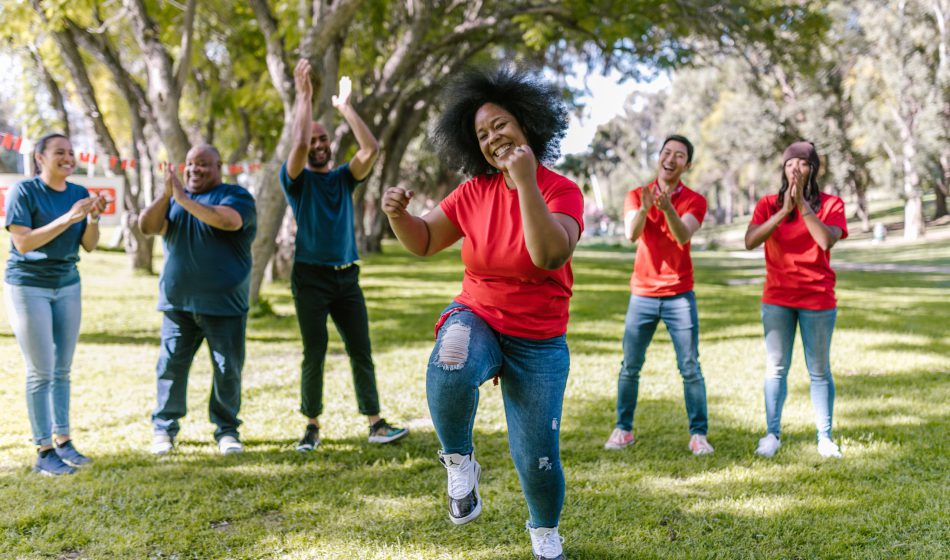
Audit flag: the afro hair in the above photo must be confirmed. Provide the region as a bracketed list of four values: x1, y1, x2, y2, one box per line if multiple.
[432, 67, 569, 177]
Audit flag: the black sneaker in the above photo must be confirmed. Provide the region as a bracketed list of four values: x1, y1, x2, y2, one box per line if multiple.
[439, 451, 482, 525]
[296, 424, 321, 452]
[54, 440, 92, 467]
[368, 418, 409, 444]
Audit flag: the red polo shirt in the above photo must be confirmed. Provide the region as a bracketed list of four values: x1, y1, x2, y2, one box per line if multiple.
[440, 165, 584, 339]
[751, 193, 848, 310]
[624, 181, 707, 297]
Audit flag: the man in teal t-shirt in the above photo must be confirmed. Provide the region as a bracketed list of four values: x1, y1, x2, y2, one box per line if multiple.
[139, 144, 256, 456]
[281, 59, 408, 452]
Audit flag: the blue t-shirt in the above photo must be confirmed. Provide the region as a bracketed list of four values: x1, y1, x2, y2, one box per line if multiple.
[158, 183, 257, 316]
[4, 177, 89, 288]
[279, 162, 359, 266]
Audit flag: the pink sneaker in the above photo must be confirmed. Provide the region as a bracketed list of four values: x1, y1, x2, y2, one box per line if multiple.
[604, 428, 635, 450]
[689, 434, 714, 455]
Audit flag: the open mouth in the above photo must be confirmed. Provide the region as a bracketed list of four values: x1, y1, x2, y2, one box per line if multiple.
[492, 143, 513, 159]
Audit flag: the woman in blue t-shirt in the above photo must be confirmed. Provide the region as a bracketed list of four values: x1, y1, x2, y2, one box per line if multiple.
[4, 133, 106, 476]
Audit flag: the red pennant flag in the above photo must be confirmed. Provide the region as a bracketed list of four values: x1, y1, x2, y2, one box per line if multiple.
[178, 163, 186, 173]
[158, 162, 166, 172]
[1, 134, 11, 150]
[120, 160, 128, 170]
[79, 152, 89, 163]
[109, 156, 118, 169]
[13, 136, 21, 151]
[91, 155, 98, 165]
[129, 159, 136, 169]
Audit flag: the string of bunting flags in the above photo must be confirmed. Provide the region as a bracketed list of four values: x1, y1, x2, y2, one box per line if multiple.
[0, 132, 264, 175]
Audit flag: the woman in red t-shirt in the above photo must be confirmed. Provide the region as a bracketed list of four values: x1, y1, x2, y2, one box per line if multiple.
[381, 68, 583, 560]
[745, 141, 848, 460]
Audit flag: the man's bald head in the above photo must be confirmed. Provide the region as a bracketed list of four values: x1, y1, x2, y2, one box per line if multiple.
[185, 144, 223, 193]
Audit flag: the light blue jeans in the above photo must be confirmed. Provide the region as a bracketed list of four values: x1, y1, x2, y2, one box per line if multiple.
[761, 303, 838, 440]
[616, 291, 709, 434]
[4, 282, 83, 446]
[426, 303, 569, 529]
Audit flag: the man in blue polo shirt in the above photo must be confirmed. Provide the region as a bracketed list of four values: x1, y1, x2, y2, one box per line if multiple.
[139, 144, 257, 455]
[282, 59, 408, 451]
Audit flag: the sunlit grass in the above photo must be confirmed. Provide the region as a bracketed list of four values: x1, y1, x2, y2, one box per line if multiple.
[0, 231, 947, 559]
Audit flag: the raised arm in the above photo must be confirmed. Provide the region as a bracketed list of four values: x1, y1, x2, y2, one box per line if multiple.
[503, 145, 579, 270]
[333, 76, 379, 181]
[286, 59, 314, 181]
[382, 187, 461, 256]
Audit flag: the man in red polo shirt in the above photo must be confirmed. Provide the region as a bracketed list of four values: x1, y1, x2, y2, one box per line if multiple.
[604, 135, 714, 455]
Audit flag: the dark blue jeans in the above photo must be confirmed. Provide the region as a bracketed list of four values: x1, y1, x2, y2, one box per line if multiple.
[291, 263, 380, 418]
[152, 310, 245, 441]
[616, 291, 708, 435]
[426, 303, 569, 529]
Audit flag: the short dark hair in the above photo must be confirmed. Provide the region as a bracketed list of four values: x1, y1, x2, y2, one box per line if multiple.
[661, 134, 694, 164]
[33, 133, 70, 175]
[433, 67, 569, 177]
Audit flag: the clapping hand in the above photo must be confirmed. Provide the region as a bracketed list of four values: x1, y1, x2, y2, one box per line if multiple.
[640, 185, 656, 211]
[163, 165, 186, 202]
[656, 189, 674, 213]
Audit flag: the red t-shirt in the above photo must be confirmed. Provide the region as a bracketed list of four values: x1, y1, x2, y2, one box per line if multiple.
[751, 193, 848, 310]
[624, 182, 707, 297]
[439, 165, 584, 339]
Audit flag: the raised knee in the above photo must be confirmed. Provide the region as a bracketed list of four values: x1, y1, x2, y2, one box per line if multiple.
[435, 323, 471, 370]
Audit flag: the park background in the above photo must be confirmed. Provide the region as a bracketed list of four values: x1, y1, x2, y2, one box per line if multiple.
[0, 0, 948, 558]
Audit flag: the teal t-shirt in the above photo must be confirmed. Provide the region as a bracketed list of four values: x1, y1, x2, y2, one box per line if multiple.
[4, 177, 89, 288]
[279, 162, 359, 266]
[158, 183, 257, 316]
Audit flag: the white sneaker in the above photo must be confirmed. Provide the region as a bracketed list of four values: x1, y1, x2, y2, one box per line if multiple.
[817, 437, 842, 458]
[439, 451, 482, 525]
[151, 433, 174, 455]
[755, 434, 781, 458]
[688, 434, 714, 455]
[527, 522, 565, 560]
[218, 435, 244, 455]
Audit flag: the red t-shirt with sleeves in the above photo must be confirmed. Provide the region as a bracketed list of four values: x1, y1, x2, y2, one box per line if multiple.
[439, 165, 584, 339]
[624, 181, 707, 297]
[751, 193, 848, 310]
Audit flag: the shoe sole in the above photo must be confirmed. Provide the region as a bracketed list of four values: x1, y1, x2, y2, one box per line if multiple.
[449, 462, 482, 525]
[59, 457, 91, 468]
[296, 441, 320, 452]
[604, 440, 634, 450]
[369, 428, 410, 444]
[33, 467, 75, 476]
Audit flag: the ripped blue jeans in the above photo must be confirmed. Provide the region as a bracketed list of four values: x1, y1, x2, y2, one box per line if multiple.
[426, 303, 569, 529]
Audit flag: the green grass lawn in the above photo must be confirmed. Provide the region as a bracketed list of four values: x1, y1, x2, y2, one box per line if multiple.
[0, 235, 947, 559]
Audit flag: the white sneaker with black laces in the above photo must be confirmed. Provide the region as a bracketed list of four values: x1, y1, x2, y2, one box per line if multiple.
[438, 451, 482, 525]
[527, 522, 565, 560]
